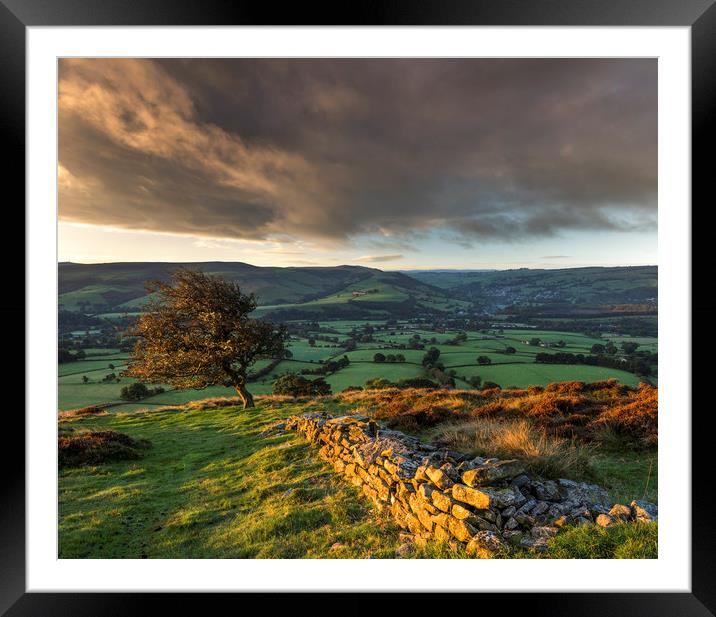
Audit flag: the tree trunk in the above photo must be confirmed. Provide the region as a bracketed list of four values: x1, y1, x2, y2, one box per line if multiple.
[235, 383, 255, 409]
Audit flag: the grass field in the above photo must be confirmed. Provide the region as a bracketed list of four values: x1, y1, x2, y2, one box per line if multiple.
[454, 364, 642, 388]
[59, 394, 657, 559]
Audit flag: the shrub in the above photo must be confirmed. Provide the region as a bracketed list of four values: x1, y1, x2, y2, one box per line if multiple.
[590, 383, 657, 447]
[365, 378, 393, 390]
[59, 430, 152, 468]
[272, 373, 332, 397]
[58, 405, 105, 419]
[394, 377, 439, 389]
[119, 383, 164, 400]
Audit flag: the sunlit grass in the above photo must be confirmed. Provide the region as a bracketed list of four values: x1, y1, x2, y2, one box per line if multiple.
[59, 394, 657, 559]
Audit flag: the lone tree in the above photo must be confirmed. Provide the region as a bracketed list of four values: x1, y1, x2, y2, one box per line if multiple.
[122, 269, 287, 409]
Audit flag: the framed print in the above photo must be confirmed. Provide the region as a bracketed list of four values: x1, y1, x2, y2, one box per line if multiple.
[5, 0, 713, 614]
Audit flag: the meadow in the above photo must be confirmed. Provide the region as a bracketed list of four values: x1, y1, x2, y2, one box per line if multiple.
[58, 385, 657, 559]
[58, 321, 654, 411]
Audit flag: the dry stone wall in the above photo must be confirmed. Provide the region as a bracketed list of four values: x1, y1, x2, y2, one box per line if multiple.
[283, 413, 658, 556]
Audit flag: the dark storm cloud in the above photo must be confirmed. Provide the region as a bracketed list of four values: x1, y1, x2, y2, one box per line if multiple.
[58, 58, 657, 245]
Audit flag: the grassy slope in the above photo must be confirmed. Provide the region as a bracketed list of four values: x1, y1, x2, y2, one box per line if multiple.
[59, 262, 376, 310]
[59, 396, 657, 559]
[59, 400, 406, 559]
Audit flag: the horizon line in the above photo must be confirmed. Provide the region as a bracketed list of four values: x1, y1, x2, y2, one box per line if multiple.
[58, 260, 658, 271]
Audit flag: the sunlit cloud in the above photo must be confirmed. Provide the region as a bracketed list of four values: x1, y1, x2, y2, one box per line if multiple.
[58, 58, 657, 261]
[355, 254, 405, 263]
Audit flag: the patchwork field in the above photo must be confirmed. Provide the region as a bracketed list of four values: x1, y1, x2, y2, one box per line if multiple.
[59, 322, 655, 412]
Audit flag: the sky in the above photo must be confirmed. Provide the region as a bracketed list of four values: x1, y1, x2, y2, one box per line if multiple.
[58, 58, 657, 270]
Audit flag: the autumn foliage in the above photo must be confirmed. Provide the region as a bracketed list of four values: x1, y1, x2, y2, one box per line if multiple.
[336, 380, 657, 447]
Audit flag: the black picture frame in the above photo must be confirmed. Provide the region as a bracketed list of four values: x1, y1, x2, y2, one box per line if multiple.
[4, 0, 711, 614]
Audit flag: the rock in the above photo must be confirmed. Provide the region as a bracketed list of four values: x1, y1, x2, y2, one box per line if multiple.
[510, 474, 531, 488]
[434, 524, 451, 543]
[475, 508, 497, 523]
[418, 483, 434, 500]
[532, 480, 560, 501]
[552, 515, 568, 527]
[448, 516, 478, 542]
[501, 506, 517, 519]
[595, 513, 615, 527]
[431, 490, 455, 513]
[569, 506, 592, 520]
[395, 543, 412, 557]
[531, 525, 559, 539]
[416, 508, 435, 532]
[426, 466, 455, 490]
[502, 530, 524, 546]
[405, 513, 423, 535]
[466, 531, 505, 558]
[462, 459, 525, 486]
[557, 478, 610, 506]
[431, 512, 451, 529]
[451, 503, 474, 520]
[485, 486, 527, 509]
[504, 517, 519, 531]
[415, 465, 429, 482]
[590, 504, 611, 517]
[609, 503, 633, 521]
[473, 517, 500, 533]
[531, 501, 549, 517]
[631, 500, 658, 522]
[518, 498, 537, 514]
[513, 511, 535, 527]
[547, 504, 564, 519]
[452, 484, 491, 510]
[440, 462, 461, 482]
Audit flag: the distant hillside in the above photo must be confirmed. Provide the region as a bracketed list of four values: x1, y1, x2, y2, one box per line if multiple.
[58, 261, 456, 318]
[405, 266, 657, 312]
[58, 262, 657, 319]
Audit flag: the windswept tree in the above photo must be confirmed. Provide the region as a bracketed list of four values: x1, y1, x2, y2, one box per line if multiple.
[122, 269, 287, 409]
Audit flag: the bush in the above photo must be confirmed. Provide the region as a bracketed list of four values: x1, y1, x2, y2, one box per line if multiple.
[120, 383, 163, 400]
[364, 378, 393, 390]
[395, 377, 439, 390]
[590, 383, 657, 447]
[59, 430, 152, 468]
[58, 405, 105, 418]
[272, 373, 332, 397]
[120, 382, 150, 400]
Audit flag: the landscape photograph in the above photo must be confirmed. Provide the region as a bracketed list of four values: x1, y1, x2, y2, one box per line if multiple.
[57, 57, 658, 560]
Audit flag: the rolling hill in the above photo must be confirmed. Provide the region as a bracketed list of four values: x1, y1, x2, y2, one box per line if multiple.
[59, 262, 657, 319]
[405, 266, 657, 313]
[58, 261, 457, 318]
